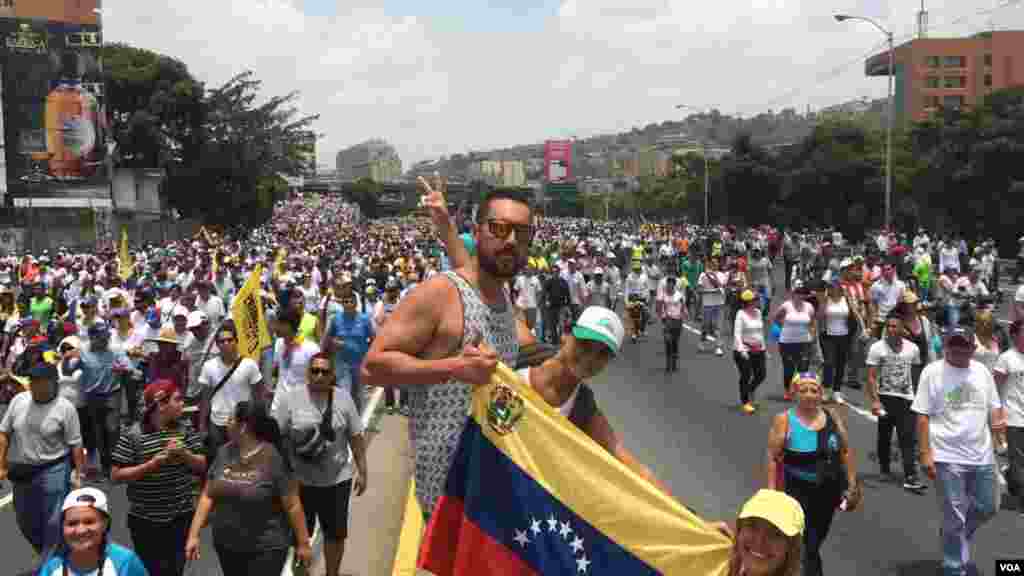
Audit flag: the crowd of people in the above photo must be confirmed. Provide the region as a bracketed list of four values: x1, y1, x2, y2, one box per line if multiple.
[0, 177, 1018, 576]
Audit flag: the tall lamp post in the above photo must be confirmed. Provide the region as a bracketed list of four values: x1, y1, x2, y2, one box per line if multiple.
[835, 14, 895, 230]
[675, 104, 711, 226]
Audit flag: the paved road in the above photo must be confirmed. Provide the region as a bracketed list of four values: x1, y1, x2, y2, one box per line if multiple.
[590, 290, 1020, 576]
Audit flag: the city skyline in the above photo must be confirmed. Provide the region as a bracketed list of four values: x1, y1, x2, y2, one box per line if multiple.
[98, 0, 1024, 168]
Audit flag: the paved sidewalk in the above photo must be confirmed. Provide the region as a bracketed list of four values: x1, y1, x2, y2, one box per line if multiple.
[304, 413, 412, 576]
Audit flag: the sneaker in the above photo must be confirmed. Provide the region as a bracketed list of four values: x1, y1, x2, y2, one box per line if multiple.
[903, 475, 927, 493]
[715, 346, 723, 357]
[833, 391, 845, 404]
[741, 403, 756, 414]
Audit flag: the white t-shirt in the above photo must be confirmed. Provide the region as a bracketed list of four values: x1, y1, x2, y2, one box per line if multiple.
[514, 275, 540, 310]
[911, 359, 1001, 466]
[199, 356, 263, 426]
[270, 339, 321, 412]
[867, 339, 921, 399]
[992, 348, 1024, 427]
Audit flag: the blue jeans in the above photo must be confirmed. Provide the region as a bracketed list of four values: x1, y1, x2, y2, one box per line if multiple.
[701, 305, 722, 341]
[935, 462, 998, 576]
[13, 457, 71, 555]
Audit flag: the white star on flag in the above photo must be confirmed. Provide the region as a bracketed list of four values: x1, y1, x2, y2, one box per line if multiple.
[513, 529, 530, 548]
[576, 555, 591, 573]
[529, 517, 542, 536]
[570, 535, 584, 554]
[559, 521, 573, 539]
[547, 514, 559, 532]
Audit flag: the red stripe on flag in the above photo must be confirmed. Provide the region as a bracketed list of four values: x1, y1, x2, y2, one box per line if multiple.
[420, 495, 538, 576]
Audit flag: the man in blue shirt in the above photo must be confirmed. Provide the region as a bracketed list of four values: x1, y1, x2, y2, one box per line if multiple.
[79, 322, 130, 480]
[321, 283, 374, 415]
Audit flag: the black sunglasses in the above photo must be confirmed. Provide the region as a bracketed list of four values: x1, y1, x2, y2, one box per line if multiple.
[310, 367, 331, 376]
[486, 219, 535, 243]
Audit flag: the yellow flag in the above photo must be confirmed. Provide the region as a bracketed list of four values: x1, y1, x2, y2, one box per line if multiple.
[273, 248, 286, 280]
[211, 249, 220, 278]
[118, 228, 134, 280]
[231, 266, 273, 360]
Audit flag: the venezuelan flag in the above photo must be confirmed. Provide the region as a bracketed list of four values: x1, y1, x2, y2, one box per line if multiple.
[418, 364, 732, 575]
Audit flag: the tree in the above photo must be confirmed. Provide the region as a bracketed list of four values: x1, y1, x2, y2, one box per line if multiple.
[101, 43, 205, 169]
[169, 71, 318, 225]
[347, 177, 382, 220]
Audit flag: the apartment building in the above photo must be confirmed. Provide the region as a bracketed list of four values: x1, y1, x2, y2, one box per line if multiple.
[866, 30, 1024, 123]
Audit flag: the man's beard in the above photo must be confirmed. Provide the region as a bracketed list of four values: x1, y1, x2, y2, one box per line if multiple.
[478, 248, 523, 280]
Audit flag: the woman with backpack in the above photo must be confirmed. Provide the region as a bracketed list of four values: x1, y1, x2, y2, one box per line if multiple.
[766, 372, 861, 576]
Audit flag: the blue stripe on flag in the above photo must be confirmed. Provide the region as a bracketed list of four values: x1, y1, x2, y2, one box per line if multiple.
[446, 419, 661, 575]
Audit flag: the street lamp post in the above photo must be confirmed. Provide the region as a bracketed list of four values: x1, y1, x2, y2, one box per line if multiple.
[835, 14, 895, 230]
[675, 104, 711, 226]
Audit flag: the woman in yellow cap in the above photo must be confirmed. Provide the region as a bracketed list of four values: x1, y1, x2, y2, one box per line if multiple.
[728, 489, 804, 576]
[733, 289, 766, 414]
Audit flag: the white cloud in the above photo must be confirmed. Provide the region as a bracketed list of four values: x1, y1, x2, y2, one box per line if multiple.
[104, 0, 1024, 168]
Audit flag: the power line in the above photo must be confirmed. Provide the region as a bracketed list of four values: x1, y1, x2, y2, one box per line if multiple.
[751, 0, 1023, 113]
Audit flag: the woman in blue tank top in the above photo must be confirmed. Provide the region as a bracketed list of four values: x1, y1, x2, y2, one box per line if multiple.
[766, 373, 860, 576]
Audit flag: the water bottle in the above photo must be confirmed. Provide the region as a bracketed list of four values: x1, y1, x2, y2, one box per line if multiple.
[768, 322, 781, 345]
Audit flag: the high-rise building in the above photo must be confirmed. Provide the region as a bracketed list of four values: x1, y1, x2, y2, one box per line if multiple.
[335, 139, 402, 182]
[296, 130, 317, 175]
[865, 31, 1024, 124]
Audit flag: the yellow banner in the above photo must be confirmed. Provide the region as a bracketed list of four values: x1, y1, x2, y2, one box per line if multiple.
[118, 228, 134, 280]
[230, 266, 273, 360]
[273, 247, 286, 280]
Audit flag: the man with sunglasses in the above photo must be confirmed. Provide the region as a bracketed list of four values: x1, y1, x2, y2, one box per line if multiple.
[198, 323, 263, 457]
[364, 182, 537, 522]
[912, 318, 1006, 576]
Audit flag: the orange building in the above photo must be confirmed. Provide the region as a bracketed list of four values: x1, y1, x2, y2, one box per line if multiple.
[0, 0, 99, 24]
[866, 31, 1024, 123]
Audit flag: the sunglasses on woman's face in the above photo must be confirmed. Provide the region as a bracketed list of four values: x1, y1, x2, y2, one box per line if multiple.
[310, 367, 331, 377]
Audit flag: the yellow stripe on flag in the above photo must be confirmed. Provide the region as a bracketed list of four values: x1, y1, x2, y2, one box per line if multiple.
[469, 363, 732, 574]
[231, 266, 272, 360]
[392, 480, 424, 576]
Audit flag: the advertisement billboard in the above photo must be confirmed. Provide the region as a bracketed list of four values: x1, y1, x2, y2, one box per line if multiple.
[0, 17, 107, 199]
[0, 0, 99, 25]
[544, 139, 573, 183]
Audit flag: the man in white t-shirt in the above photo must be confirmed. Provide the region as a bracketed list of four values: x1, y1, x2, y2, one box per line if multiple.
[270, 309, 321, 412]
[867, 312, 924, 491]
[992, 319, 1024, 512]
[198, 323, 263, 457]
[513, 268, 541, 336]
[912, 322, 1006, 576]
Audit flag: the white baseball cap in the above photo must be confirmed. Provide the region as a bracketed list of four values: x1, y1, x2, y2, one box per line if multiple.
[186, 310, 209, 329]
[62, 487, 110, 517]
[572, 306, 624, 356]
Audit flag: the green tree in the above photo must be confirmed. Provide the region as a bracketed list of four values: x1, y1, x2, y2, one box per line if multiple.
[170, 71, 318, 225]
[101, 43, 204, 169]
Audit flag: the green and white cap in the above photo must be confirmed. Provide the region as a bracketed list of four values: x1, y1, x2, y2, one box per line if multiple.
[572, 306, 624, 356]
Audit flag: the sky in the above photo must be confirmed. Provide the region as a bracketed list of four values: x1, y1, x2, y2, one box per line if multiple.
[101, 0, 1024, 168]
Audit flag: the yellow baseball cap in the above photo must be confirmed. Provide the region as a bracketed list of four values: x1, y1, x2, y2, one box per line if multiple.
[740, 289, 755, 302]
[738, 489, 805, 537]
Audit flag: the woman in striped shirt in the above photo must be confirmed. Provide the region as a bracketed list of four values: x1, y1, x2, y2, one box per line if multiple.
[111, 379, 206, 576]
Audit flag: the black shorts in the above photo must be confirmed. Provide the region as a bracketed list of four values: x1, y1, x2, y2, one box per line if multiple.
[299, 479, 353, 540]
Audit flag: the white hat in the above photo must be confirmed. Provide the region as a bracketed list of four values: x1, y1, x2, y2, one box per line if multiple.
[172, 305, 190, 318]
[572, 306, 624, 356]
[62, 487, 110, 517]
[593, 267, 604, 274]
[186, 310, 209, 329]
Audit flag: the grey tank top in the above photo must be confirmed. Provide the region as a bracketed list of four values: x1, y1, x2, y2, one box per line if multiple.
[408, 271, 519, 518]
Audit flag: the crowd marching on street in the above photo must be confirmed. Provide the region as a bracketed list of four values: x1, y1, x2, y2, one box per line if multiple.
[0, 175, 1021, 576]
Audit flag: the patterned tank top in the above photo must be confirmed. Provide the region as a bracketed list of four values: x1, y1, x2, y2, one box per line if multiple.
[408, 271, 519, 518]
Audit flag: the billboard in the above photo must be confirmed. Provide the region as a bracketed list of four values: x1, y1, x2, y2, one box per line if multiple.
[544, 139, 573, 183]
[0, 0, 99, 25]
[0, 17, 108, 199]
